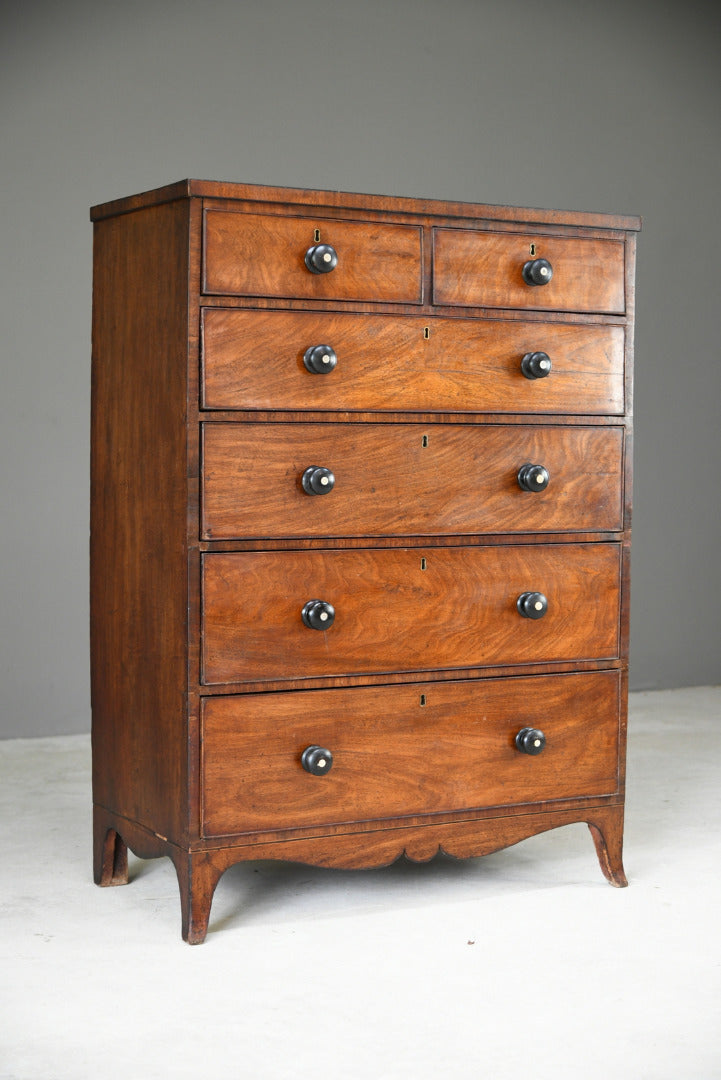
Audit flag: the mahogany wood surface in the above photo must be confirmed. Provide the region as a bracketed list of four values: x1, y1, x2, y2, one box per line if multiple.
[91, 179, 641, 234]
[433, 229, 626, 313]
[203, 210, 423, 302]
[201, 422, 624, 539]
[90, 199, 191, 844]
[91, 180, 636, 940]
[202, 308, 625, 414]
[201, 670, 620, 837]
[201, 542, 621, 684]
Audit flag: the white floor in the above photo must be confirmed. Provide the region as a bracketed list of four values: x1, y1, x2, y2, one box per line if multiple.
[1, 686, 720, 1080]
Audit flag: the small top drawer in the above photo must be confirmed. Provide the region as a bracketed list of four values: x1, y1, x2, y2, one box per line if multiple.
[203, 210, 423, 303]
[433, 229, 625, 313]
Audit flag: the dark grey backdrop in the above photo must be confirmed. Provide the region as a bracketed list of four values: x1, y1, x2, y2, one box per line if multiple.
[2, 0, 720, 738]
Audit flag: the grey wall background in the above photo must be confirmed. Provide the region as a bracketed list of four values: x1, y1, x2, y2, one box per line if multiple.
[2, 0, 720, 738]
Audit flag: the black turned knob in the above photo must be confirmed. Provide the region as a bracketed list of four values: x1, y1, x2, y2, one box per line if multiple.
[304, 345, 338, 374]
[305, 243, 338, 274]
[515, 727, 546, 755]
[517, 592, 548, 619]
[302, 466, 335, 495]
[517, 463, 550, 492]
[301, 599, 335, 630]
[521, 351, 552, 379]
[522, 258, 553, 286]
[301, 745, 334, 775]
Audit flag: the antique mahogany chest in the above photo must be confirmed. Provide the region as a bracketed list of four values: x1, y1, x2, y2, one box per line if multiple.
[90, 180, 640, 942]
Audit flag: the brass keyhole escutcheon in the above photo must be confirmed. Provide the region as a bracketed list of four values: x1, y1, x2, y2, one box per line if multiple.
[422, 434, 429, 448]
[423, 326, 430, 340]
[314, 228, 321, 243]
[529, 242, 537, 256]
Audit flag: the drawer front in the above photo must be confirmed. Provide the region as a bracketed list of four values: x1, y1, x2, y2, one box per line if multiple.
[203, 210, 422, 302]
[433, 229, 625, 313]
[201, 670, 621, 836]
[201, 423, 624, 540]
[201, 543, 621, 684]
[202, 309, 625, 414]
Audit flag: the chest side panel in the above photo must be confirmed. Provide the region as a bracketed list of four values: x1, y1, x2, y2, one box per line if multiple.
[91, 199, 192, 842]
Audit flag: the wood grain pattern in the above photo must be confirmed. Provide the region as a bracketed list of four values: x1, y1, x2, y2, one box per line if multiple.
[201, 542, 621, 684]
[201, 422, 624, 539]
[433, 229, 626, 313]
[201, 308, 625, 414]
[90, 179, 641, 233]
[201, 670, 620, 836]
[90, 199, 191, 844]
[239, 804, 627, 884]
[91, 181, 635, 940]
[203, 210, 422, 302]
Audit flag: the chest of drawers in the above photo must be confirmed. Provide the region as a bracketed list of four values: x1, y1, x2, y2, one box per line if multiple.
[91, 180, 640, 943]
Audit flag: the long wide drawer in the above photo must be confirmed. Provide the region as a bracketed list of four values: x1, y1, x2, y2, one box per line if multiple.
[201, 309, 625, 414]
[200, 669, 621, 837]
[203, 210, 423, 302]
[433, 229, 626, 313]
[201, 423, 624, 540]
[201, 542, 621, 684]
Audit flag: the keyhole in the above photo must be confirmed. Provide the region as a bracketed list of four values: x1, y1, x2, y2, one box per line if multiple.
[423, 326, 430, 340]
[420, 694, 427, 706]
[421, 557, 427, 570]
[314, 228, 321, 243]
[529, 243, 536, 256]
[422, 434, 429, 448]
